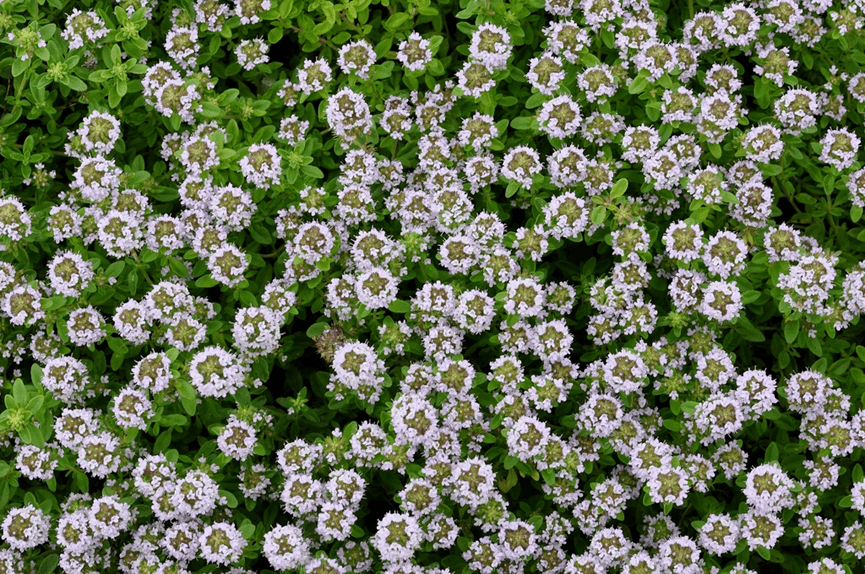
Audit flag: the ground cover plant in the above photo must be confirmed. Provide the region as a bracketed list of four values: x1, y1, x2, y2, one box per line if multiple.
[2, 0, 865, 572]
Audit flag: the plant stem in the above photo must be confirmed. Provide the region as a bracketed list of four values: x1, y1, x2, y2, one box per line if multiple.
[133, 254, 155, 286]
[14, 73, 28, 106]
[260, 246, 285, 259]
[772, 176, 802, 214]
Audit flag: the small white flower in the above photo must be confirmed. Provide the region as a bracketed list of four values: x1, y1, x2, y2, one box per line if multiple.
[700, 281, 743, 322]
[372, 512, 423, 563]
[199, 521, 247, 565]
[263, 524, 311, 571]
[819, 128, 861, 171]
[501, 145, 542, 188]
[337, 39, 376, 78]
[2, 505, 51, 550]
[397, 31, 432, 72]
[217, 414, 258, 460]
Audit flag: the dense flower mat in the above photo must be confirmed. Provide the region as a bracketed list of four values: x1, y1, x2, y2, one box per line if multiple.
[1, 0, 865, 573]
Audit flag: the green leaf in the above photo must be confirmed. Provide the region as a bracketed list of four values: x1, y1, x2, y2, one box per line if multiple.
[610, 179, 628, 198]
[195, 275, 219, 288]
[249, 225, 272, 246]
[784, 320, 799, 345]
[25, 395, 44, 415]
[384, 11, 410, 30]
[160, 414, 187, 427]
[107, 337, 129, 355]
[721, 191, 739, 204]
[806, 335, 822, 357]
[217, 147, 236, 161]
[252, 125, 276, 143]
[645, 101, 661, 122]
[505, 181, 520, 198]
[110, 44, 122, 66]
[761, 163, 783, 177]
[140, 248, 159, 263]
[12, 379, 27, 405]
[320, 0, 337, 21]
[17, 425, 32, 445]
[680, 401, 698, 415]
[300, 165, 324, 178]
[498, 468, 518, 492]
[642, 491, 654, 506]
[852, 205, 863, 223]
[200, 102, 223, 118]
[219, 489, 238, 508]
[73, 470, 88, 492]
[627, 74, 649, 95]
[590, 206, 606, 226]
[765, 442, 779, 462]
[37, 553, 59, 574]
[11, 58, 29, 78]
[236, 387, 251, 406]
[763, 408, 780, 420]
[601, 29, 616, 49]
[26, 424, 45, 447]
[757, 546, 771, 561]
[525, 92, 547, 109]
[180, 393, 196, 416]
[177, 379, 195, 401]
[268, 27, 283, 44]
[754, 77, 769, 105]
[108, 86, 122, 108]
[427, 59, 445, 76]
[708, 143, 722, 159]
[280, 0, 293, 18]
[306, 322, 328, 339]
[579, 51, 600, 66]
[168, 257, 188, 278]
[735, 317, 765, 342]
[154, 430, 172, 453]
[823, 172, 835, 195]
[106, 261, 126, 278]
[239, 521, 255, 539]
[511, 116, 536, 131]
[663, 419, 681, 432]
[740, 290, 761, 304]
[110, 352, 125, 371]
[41, 295, 67, 311]
[177, 380, 197, 416]
[351, 524, 365, 538]
[388, 300, 411, 314]
[31, 364, 43, 389]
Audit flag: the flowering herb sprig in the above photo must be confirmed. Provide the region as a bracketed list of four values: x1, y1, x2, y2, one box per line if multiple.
[0, 1, 865, 574]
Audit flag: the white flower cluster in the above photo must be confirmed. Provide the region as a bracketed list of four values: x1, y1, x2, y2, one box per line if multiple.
[397, 31, 433, 72]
